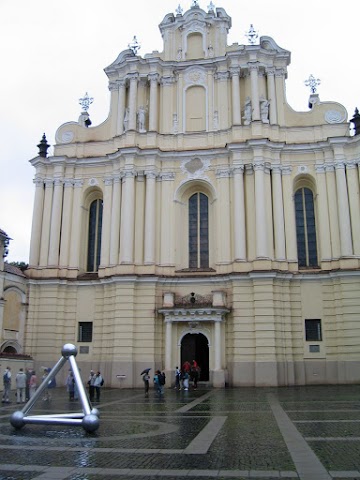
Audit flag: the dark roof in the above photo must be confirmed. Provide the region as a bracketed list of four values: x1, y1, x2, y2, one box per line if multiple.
[4, 263, 27, 278]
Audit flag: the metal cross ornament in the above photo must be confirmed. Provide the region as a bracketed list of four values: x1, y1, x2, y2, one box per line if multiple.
[128, 36, 141, 55]
[79, 92, 94, 112]
[304, 74, 321, 94]
[246, 24, 259, 45]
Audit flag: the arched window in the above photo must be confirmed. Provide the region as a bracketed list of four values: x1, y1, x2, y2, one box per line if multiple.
[87, 199, 103, 272]
[295, 187, 318, 267]
[189, 193, 209, 268]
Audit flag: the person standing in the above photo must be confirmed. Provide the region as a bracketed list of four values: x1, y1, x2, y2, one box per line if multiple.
[93, 371, 103, 402]
[174, 366, 181, 390]
[66, 370, 75, 400]
[143, 372, 150, 397]
[16, 368, 27, 403]
[25, 368, 32, 401]
[88, 370, 95, 402]
[2, 367, 11, 403]
[29, 371, 38, 399]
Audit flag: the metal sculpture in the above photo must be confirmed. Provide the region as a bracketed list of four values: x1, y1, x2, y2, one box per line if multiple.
[10, 343, 100, 433]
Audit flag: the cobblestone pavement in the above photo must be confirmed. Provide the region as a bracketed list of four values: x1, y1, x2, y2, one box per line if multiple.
[0, 385, 360, 479]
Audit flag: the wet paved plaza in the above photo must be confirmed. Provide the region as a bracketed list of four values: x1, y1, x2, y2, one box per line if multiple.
[0, 385, 360, 480]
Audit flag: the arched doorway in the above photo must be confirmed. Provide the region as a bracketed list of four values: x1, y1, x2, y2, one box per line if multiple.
[181, 333, 209, 381]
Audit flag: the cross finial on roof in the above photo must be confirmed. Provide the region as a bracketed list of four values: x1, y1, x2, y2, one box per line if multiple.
[79, 92, 94, 112]
[304, 74, 321, 94]
[245, 24, 259, 45]
[128, 36, 141, 55]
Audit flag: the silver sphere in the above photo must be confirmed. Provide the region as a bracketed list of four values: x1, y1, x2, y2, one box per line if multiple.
[82, 414, 100, 433]
[10, 411, 25, 429]
[61, 343, 78, 358]
[91, 408, 100, 418]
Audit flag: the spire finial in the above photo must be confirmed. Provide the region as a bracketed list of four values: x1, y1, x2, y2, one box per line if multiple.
[176, 4, 183, 15]
[37, 133, 50, 158]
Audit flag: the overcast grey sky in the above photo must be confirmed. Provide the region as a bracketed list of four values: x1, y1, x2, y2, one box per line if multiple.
[1, 0, 358, 262]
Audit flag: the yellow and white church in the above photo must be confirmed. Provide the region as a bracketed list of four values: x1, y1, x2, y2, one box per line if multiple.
[17, 2, 360, 387]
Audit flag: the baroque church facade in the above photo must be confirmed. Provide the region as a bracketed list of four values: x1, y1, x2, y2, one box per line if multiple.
[25, 3, 360, 387]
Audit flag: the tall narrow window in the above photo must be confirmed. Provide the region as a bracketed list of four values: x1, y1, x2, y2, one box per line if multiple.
[305, 319, 322, 341]
[87, 199, 103, 272]
[189, 193, 209, 268]
[295, 187, 318, 267]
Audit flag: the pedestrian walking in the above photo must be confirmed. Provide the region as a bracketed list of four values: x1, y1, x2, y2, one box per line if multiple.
[15, 368, 27, 403]
[182, 370, 189, 390]
[2, 367, 11, 403]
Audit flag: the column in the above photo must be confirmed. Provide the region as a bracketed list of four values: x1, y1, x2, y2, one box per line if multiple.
[233, 166, 246, 260]
[275, 68, 286, 125]
[160, 75, 175, 133]
[59, 179, 74, 267]
[248, 63, 260, 121]
[216, 168, 232, 264]
[214, 320, 222, 370]
[315, 165, 332, 261]
[254, 163, 267, 257]
[281, 166, 297, 262]
[119, 171, 136, 263]
[165, 319, 172, 371]
[29, 178, 45, 267]
[272, 166, 286, 260]
[266, 68, 277, 125]
[148, 73, 159, 131]
[335, 162, 353, 256]
[230, 67, 241, 125]
[325, 165, 341, 259]
[68, 180, 84, 269]
[109, 175, 121, 265]
[144, 171, 157, 264]
[48, 178, 64, 266]
[159, 173, 175, 265]
[346, 161, 360, 255]
[116, 79, 126, 135]
[215, 71, 229, 129]
[100, 177, 113, 267]
[128, 73, 139, 131]
[39, 179, 54, 266]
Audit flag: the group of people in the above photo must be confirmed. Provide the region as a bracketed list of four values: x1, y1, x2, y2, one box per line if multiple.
[141, 360, 200, 397]
[175, 360, 200, 391]
[2, 367, 38, 404]
[87, 370, 104, 402]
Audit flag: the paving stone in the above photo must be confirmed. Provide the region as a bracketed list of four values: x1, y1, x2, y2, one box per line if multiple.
[0, 386, 360, 479]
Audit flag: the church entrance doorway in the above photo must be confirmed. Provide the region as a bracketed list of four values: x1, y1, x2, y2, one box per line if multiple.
[181, 333, 209, 381]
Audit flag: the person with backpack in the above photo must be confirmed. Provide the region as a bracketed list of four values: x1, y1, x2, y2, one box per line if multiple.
[93, 371, 104, 402]
[2, 366, 11, 403]
[154, 369, 165, 395]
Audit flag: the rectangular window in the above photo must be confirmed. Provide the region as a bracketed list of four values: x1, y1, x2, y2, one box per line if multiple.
[305, 319, 322, 341]
[78, 322, 93, 342]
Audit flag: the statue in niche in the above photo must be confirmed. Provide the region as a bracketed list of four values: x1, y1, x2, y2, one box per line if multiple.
[177, 45, 183, 61]
[123, 107, 129, 131]
[137, 106, 147, 132]
[260, 96, 270, 123]
[242, 97, 252, 125]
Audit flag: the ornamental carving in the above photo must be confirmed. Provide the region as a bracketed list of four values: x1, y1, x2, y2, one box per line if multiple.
[184, 68, 206, 87]
[180, 157, 210, 179]
[324, 110, 346, 124]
